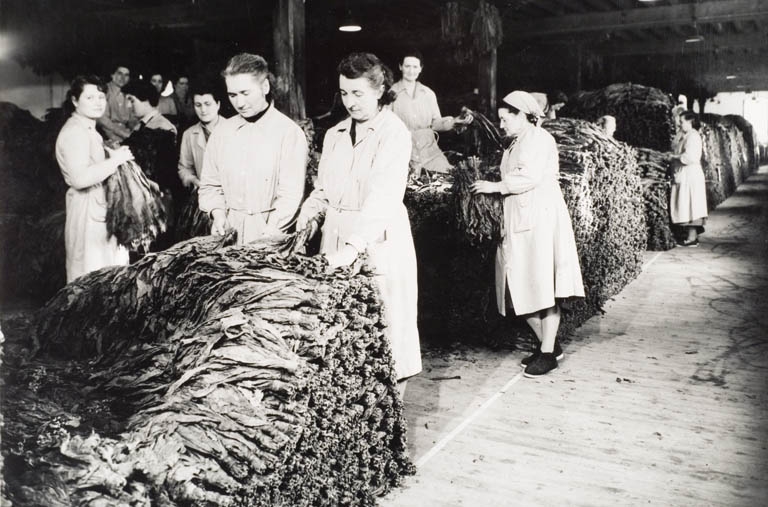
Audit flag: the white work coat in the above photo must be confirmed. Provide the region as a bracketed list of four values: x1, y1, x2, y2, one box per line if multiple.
[670, 129, 708, 224]
[199, 106, 307, 244]
[299, 109, 421, 380]
[495, 125, 584, 316]
[391, 80, 452, 173]
[178, 117, 224, 184]
[55, 113, 129, 282]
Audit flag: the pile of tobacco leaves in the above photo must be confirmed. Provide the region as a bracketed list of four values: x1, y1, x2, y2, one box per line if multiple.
[635, 147, 676, 251]
[0, 103, 68, 303]
[174, 188, 212, 243]
[700, 113, 760, 210]
[560, 83, 676, 152]
[544, 118, 647, 336]
[3, 233, 413, 506]
[413, 116, 646, 345]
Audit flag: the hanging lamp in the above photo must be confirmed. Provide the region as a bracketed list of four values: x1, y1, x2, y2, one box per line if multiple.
[338, 6, 361, 32]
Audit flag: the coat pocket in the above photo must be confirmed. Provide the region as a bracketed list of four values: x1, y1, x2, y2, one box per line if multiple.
[511, 193, 533, 232]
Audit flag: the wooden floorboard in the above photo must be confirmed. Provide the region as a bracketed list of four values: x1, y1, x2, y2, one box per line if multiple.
[381, 168, 768, 506]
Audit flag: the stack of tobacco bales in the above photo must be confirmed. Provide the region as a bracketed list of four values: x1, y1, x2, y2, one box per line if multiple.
[410, 117, 646, 345]
[635, 147, 676, 251]
[700, 113, 760, 209]
[3, 234, 413, 506]
[560, 83, 676, 152]
[0, 103, 68, 303]
[543, 118, 646, 335]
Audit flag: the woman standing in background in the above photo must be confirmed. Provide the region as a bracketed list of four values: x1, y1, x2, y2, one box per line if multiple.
[670, 111, 708, 247]
[55, 75, 134, 281]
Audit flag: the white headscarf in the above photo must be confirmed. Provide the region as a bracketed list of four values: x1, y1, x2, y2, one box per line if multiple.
[502, 90, 545, 118]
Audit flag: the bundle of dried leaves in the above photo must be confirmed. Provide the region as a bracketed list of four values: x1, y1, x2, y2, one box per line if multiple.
[4, 233, 413, 506]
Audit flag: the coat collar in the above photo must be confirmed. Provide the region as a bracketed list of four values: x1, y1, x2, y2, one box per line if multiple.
[71, 111, 97, 130]
[233, 103, 273, 130]
[333, 108, 389, 134]
[392, 80, 428, 98]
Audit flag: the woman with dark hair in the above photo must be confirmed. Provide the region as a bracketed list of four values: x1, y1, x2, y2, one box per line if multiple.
[472, 91, 584, 378]
[390, 49, 467, 174]
[296, 52, 421, 394]
[55, 75, 134, 281]
[670, 111, 707, 246]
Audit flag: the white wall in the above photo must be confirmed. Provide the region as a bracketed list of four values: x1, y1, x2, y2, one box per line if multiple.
[0, 59, 69, 119]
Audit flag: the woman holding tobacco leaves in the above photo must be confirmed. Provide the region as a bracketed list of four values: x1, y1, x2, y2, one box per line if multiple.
[472, 90, 584, 378]
[296, 53, 421, 396]
[55, 75, 134, 282]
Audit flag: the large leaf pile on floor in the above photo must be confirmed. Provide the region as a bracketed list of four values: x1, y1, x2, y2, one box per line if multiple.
[559, 83, 675, 152]
[3, 234, 413, 506]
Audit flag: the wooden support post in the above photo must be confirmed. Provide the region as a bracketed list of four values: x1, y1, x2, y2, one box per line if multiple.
[576, 43, 583, 92]
[477, 48, 497, 115]
[272, 0, 306, 120]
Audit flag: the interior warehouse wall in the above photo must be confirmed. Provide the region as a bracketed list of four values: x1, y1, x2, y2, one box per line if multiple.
[0, 59, 68, 119]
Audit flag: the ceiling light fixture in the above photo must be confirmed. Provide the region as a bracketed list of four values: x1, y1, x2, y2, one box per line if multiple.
[338, 9, 361, 32]
[685, 35, 704, 43]
[726, 75, 737, 80]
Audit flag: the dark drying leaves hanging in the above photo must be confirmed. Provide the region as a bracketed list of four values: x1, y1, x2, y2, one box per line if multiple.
[104, 159, 168, 251]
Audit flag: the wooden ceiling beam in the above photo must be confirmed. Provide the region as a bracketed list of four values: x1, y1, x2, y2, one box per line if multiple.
[506, 0, 768, 38]
[596, 31, 768, 56]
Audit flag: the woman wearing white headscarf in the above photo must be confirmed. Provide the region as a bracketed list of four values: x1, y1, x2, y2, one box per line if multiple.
[472, 91, 584, 378]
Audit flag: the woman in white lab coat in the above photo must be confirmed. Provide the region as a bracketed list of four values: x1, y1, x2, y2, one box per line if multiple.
[670, 111, 707, 246]
[473, 91, 584, 378]
[297, 53, 420, 394]
[55, 75, 134, 282]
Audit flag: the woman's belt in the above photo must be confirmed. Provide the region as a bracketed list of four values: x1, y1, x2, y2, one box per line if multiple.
[227, 206, 275, 215]
[328, 203, 361, 212]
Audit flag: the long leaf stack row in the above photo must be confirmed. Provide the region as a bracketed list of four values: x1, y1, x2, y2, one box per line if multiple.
[544, 118, 647, 336]
[699, 113, 760, 209]
[559, 83, 676, 152]
[4, 234, 413, 506]
[408, 117, 646, 345]
[635, 147, 676, 251]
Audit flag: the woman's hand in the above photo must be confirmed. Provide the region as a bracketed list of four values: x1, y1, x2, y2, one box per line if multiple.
[210, 209, 230, 236]
[106, 146, 134, 167]
[471, 180, 501, 194]
[326, 244, 358, 270]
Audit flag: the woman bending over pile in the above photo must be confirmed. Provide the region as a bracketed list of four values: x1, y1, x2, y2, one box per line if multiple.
[472, 90, 584, 378]
[55, 75, 134, 282]
[297, 52, 421, 395]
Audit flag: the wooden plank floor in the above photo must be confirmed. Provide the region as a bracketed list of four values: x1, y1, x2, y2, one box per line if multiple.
[381, 167, 768, 506]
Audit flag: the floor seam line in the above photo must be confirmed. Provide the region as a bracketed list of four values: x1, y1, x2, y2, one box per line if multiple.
[415, 371, 525, 468]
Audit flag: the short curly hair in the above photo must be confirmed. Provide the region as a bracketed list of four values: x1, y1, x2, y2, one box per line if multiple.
[337, 52, 396, 106]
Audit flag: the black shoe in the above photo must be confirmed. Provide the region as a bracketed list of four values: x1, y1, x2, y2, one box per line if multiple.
[521, 340, 564, 366]
[523, 353, 558, 378]
[521, 349, 540, 367]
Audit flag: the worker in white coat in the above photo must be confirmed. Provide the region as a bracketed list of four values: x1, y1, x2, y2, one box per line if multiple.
[55, 75, 134, 282]
[670, 110, 707, 246]
[199, 53, 307, 244]
[473, 90, 584, 378]
[297, 52, 421, 394]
